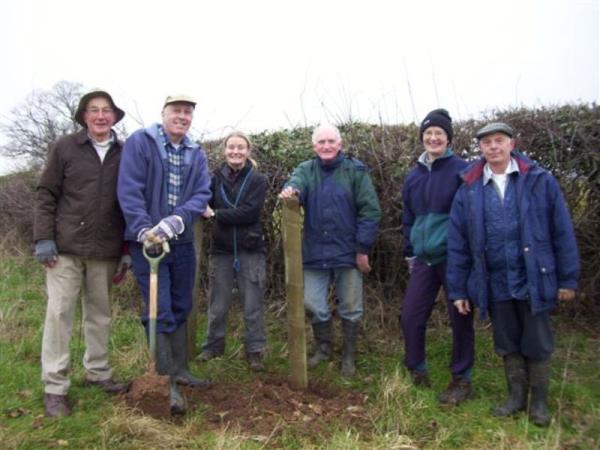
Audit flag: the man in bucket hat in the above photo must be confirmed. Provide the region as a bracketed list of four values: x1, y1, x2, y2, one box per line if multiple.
[447, 121, 579, 426]
[118, 94, 212, 414]
[34, 89, 130, 418]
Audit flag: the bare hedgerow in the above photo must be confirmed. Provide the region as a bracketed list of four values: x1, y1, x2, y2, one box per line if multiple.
[0, 170, 37, 252]
[1, 104, 598, 317]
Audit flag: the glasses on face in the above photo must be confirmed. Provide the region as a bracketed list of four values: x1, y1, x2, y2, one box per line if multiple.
[226, 144, 248, 151]
[86, 108, 115, 116]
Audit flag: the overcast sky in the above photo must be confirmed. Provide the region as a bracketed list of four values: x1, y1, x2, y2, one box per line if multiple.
[0, 0, 598, 174]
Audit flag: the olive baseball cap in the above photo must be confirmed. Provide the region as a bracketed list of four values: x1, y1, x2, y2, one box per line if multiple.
[163, 94, 196, 108]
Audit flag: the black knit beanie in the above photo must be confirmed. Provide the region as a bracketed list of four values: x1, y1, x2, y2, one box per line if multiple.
[419, 108, 453, 143]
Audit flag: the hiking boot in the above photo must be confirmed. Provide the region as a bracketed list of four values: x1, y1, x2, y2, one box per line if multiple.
[247, 352, 265, 371]
[308, 320, 332, 369]
[341, 319, 359, 378]
[439, 378, 472, 405]
[409, 369, 431, 387]
[171, 324, 212, 388]
[84, 377, 130, 395]
[528, 359, 551, 427]
[43, 393, 70, 417]
[492, 353, 528, 417]
[196, 348, 223, 362]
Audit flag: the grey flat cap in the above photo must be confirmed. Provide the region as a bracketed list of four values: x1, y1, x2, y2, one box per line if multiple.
[476, 122, 514, 140]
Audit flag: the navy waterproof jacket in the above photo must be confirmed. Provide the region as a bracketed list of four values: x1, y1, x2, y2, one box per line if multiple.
[285, 152, 381, 269]
[446, 152, 579, 317]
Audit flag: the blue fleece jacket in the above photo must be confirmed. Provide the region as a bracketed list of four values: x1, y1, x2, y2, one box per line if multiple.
[401, 149, 467, 265]
[117, 123, 211, 243]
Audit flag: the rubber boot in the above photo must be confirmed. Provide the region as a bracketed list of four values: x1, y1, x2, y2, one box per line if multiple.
[341, 319, 359, 377]
[528, 359, 552, 427]
[492, 353, 528, 416]
[171, 323, 211, 388]
[308, 320, 332, 369]
[156, 333, 186, 414]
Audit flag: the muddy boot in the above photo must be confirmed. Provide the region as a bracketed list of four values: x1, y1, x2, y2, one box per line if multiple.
[308, 320, 332, 369]
[171, 324, 211, 388]
[247, 352, 265, 371]
[341, 319, 359, 378]
[409, 369, 431, 387]
[156, 333, 186, 414]
[439, 377, 472, 406]
[492, 353, 528, 417]
[528, 359, 551, 427]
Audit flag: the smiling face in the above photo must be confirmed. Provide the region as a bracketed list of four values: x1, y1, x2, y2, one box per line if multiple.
[162, 102, 194, 144]
[83, 97, 116, 141]
[312, 126, 342, 163]
[479, 132, 515, 173]
[422, 126, 449, 160]
[224, 135, 250, 170]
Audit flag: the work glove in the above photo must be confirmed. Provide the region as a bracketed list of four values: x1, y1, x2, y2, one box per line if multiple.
[112, 254, 132, 285]
[146, 215, 185, 243]
[405, 256, 417, 274]
[35, 240, 58, 264]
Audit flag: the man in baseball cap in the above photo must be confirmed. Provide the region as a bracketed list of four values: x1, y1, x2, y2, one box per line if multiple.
[118, 95, 212, 414]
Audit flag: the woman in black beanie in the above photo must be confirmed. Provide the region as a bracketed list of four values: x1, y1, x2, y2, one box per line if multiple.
[399, 108, 475, 405]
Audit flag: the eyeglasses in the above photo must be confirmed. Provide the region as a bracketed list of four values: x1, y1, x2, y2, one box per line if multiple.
[86, 108, 115, 116]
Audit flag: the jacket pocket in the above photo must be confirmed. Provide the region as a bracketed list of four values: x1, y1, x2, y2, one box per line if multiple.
[537, 253, 557, 301]
[242, 230, 263, 250]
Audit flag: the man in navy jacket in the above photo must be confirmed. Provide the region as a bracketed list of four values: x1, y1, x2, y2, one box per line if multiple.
[447, 122, 579, 427]
[118, 95, 212, 414]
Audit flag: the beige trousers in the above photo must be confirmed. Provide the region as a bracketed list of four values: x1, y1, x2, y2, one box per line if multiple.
[41, 255, 118, 395]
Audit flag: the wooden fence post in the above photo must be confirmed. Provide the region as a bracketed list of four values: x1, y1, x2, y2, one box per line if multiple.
[282, 198, 307, 389]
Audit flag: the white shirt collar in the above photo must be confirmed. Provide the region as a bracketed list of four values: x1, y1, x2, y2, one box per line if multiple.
[483, 157, 519, 185]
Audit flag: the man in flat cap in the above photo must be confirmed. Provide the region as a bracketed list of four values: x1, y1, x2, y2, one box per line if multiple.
[446, 122, 579, 426]
[34, 89, 130, 417]
[118, 95, 212, 414]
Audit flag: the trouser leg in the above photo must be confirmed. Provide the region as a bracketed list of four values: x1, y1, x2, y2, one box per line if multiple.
[41, 255, 83, 395]
[303, 268, 333, 323]
[238, 252, 267, 354]
[81, 258, 118, 381]
[400, 260, 439, 372]
[203, 254, 234, 355]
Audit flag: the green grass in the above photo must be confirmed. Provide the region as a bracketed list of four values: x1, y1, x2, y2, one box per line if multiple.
[1, 255, 599, 449]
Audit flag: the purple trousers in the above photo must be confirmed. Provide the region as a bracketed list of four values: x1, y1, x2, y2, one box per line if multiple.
[400, 260, 474, 377]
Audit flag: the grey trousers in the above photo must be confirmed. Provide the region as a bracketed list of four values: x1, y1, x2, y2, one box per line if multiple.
[202, 252, 267, 354]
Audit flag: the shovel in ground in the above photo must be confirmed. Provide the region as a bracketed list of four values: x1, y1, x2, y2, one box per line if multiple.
[127, 240, 172, 418]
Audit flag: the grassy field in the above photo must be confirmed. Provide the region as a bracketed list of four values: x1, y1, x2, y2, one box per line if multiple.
[1, 255, 598, 449]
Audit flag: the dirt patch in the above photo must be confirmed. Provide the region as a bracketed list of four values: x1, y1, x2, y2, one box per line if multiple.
[126, 373, 171, 419]
[182, 374, 370, 437]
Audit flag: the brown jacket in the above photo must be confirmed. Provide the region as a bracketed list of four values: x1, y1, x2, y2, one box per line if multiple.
[34, 129, 125, 259]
